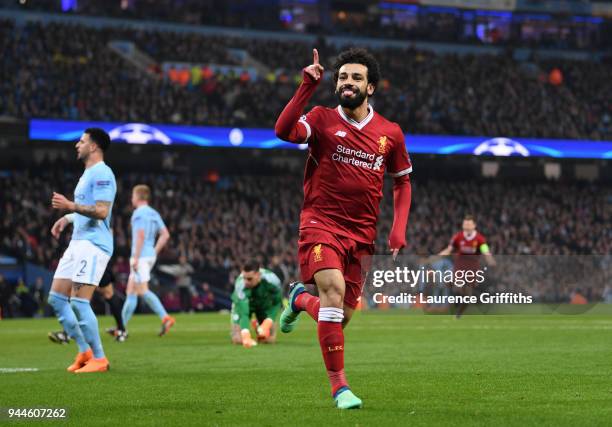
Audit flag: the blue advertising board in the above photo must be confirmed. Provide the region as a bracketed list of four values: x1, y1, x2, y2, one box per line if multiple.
[30, 119, 612, 159]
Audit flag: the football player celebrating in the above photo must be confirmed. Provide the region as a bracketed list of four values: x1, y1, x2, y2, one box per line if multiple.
[275, 48, 412, 409]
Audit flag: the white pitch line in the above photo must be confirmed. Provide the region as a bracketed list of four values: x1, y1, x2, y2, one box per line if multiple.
[0, 368, 39, 373]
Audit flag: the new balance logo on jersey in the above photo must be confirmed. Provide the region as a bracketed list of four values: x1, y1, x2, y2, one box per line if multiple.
[334, 130, 347, 137]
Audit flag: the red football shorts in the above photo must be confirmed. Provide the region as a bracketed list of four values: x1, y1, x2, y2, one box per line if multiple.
[298, 227, 375, 309]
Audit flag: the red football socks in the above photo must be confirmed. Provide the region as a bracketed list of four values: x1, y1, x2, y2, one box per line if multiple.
[295, 292, 320, 321]
[318, 307, 348, 396]
[327, 369, 348, 397]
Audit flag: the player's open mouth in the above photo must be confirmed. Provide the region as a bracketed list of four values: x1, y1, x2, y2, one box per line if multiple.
[342, 89, 356, 97]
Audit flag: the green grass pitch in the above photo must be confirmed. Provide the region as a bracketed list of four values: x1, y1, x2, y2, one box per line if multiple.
[1, 310, 611, 426]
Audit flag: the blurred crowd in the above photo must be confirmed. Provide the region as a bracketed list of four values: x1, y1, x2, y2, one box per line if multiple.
[3, 0, 609, 50]
[1, 20, 611, 139]
[1, 162, 610, 318]
[1, 0, 284, 31]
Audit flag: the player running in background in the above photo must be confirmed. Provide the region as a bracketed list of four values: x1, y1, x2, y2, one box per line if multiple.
[438, 214, 496, 318]
[275, 48, 412, 409]
[230, 260, 282, 348]
[121, 185, 174, 336]
[49, 260, 127, 343]
[48, 128, 116, 373]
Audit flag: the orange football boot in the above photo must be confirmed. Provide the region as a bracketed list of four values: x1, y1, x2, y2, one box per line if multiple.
[74, 357, 109, 373]
[66, 348, 93, 372]
[159, 315, 176, 336]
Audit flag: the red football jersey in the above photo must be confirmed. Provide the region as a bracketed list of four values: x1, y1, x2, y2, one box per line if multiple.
[297, 105, 412, 244]
[450, 231, 487, 271]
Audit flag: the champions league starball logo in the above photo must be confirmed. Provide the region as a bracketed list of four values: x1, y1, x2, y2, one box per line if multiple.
[473, 138, 530, 157]
[108, 123, 172, 145]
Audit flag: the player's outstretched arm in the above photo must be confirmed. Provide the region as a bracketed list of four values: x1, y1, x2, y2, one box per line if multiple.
[438, 246, 453, 256]
[422, 245, 452, 265]
[274, 48, 324, 143]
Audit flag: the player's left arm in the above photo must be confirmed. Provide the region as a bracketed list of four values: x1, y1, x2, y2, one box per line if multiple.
[154, 215, 171, 256]
[479, 236, 496, 267]
[50, 213, 75, 239]
[132, 228, 145, 264]
[129, 214, 146, 271]
[154, 227, 170, 256]
[258, 273, 282, 338]
[387, 126, 413, 260]
[265, 274, 283, 318]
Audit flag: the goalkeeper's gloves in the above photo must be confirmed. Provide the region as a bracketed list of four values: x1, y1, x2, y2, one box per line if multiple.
[241, 329, 257, 348]
[256, 318, 273, 340]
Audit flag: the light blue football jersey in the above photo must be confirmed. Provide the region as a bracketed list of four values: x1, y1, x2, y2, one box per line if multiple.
[131, 205, 166, 258]
[72, 161, 116, 255]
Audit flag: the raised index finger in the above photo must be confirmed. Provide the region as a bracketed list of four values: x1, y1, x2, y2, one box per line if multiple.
[313, 48, 319, 65]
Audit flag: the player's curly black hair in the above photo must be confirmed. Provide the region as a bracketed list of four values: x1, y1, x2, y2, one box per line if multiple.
[85, 127, 111, 152]
[332, 48, 381, 92]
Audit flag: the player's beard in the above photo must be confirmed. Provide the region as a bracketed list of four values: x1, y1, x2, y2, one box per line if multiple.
[77, 150, 88, 162]
[335, 86, 367, 110]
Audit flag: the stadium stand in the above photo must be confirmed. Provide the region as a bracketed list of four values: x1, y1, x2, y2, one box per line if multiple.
[3, 0, 610, 50]
[1, 154, 610, 317]
[0, 19, 611, 139]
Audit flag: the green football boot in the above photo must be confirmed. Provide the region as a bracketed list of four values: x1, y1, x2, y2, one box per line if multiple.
[280, 282, 306, 333]
[334, 388, 363, 410]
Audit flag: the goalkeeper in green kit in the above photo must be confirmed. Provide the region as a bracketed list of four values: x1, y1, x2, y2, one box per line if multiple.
[231, 260, 283, 348]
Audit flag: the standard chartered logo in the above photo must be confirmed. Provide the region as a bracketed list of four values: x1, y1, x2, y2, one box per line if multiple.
[373, 155, 384, 171]
[332, 144, 384, 172]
